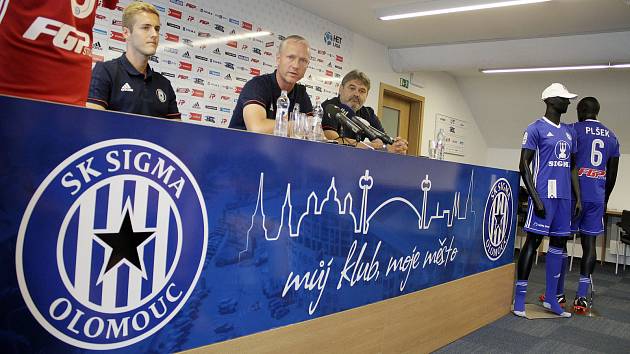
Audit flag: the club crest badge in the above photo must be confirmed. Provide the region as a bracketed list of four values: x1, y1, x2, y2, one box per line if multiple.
[482, 178, 513, 261]
[16, 139, 207, 349]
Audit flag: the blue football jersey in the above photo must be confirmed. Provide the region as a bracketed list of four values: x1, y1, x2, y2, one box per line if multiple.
[522, 117, 575, 200]
[571, 119, 620, 203]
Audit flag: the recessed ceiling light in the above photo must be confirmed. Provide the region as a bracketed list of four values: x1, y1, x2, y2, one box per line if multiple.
[378, 0, 551, 21]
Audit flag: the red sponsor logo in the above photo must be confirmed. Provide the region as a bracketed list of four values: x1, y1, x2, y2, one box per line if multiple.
[251, 58, 260, 63]
[190, 113, 202, 121]
[110, 31, 125, 42]
[336, 55, 344, 62]
[168, 8, 182, 19]
[220, 95, 230, 101]
[578, 168, 606, 179]
[209, 93, 216, 99]
[250, 68, 260, 76]
[226, 41, 237, 48]
[186, 3, 197, 9]
[95, 14, 106, 20]
[199, 19, 209, 25]
[325, 70, 333, 77]
[165, 33, 180, 42]
[265, 41, 274, 47]
[176, 88, 190, 94]
[178, 74, 189, 80]
[187, 16, 195, 22]
[263, 51, 273, 56]
[179, 61, 192, 71]
[235, 86, 242, 94]
[192, 89, 205, 97]
[241, 21, 252, 30]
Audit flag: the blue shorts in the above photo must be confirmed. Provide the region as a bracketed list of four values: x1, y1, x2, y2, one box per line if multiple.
[523, 198, 572, 237]
[571, 201, 604, 236]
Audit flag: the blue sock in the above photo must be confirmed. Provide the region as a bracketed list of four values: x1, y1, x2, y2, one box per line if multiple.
[577, 275, 591, 298]
[557, 251, 568, 296]
[514, 280, 528, 312]
[545, 246, 566, 315]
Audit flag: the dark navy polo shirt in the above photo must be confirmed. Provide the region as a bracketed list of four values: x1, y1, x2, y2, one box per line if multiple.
[88, 54, 180, 119]
[228, 71, 313, 130]
[321, 96, 385, 140]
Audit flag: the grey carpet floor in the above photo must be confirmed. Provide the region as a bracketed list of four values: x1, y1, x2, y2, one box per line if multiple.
[435, 257, 630, 354]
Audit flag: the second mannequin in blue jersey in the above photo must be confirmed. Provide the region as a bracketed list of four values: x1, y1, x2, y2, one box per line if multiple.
[513, 83, 582, 318]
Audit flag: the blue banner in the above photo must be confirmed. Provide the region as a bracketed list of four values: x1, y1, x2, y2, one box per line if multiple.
[0, 96, 517, 353]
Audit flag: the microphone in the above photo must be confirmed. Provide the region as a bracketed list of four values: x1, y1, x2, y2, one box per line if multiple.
[336, 102, 394, 145]
[359, 119, 395, 145]
[324, 104, 363, 136]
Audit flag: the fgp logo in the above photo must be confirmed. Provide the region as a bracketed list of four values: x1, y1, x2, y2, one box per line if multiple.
[482, 178, 513, 261]
[16, 139, 208, 349]
[323, 31, 342, 48]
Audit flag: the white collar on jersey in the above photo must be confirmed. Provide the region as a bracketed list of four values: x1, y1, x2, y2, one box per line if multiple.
[585, 119, 598, 122]
[542, 116, 561, 128]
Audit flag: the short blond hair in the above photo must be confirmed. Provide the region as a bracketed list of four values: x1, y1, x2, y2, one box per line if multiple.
[278, 35, 310, 54]
[122, 1, 159, 30]
[342, 70, 371, 91]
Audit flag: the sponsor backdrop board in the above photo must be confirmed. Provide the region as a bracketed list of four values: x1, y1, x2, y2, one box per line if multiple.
[92, 0, 351, 127]
[0, 96, 518, 352]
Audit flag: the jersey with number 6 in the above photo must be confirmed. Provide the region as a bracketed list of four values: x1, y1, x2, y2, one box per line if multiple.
[0, 0, 118, 105]
[571, 119, 620, 203]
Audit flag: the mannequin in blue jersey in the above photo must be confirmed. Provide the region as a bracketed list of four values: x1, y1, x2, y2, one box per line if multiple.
[569, 97, 619, 312]
[513, 83, 582, 317]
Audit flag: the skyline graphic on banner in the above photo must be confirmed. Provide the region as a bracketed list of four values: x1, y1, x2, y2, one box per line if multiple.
[239, 170, 476, 260]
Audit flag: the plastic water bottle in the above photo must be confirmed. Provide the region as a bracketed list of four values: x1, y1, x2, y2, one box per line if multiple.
[436, 128, 445, 160]
[310, 99, 326, 141]
[273, 90, 290, 137]
[288, 103, 300, 137]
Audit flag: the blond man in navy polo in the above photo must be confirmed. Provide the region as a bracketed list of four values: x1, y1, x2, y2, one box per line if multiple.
[87, 2, 180, 119]
[228, 35, 313, 132]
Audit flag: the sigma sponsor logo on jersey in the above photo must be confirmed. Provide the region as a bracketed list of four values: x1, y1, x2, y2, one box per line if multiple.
[177, 74, 189, 80]
[195, 55, 208, 62]
[225, 51, 236, 57]
[192, 89, 204, 97]
[167, 22, 181, 30]
[482, 178, 513, 261]
[162, 71, 175, 78]
[198, 32, 211, 38]
[250, 68, 261, 76]
[241, 21, 253, 30]
[265, 41, 274, 48]
[176, 87, 190, 94]
[22, 17, 95, 55]
[16, 139, 207, 349]
[228, 18, 239, 25]
[238, 55, 249, 62]
[168, 8, 182, 19]
[208, 70, 221, 77]
[214, 24, 224, 32]
[179, 61, 192, 71]
[194, 78, 205, 85]
[226, 41, 237, 48]
[165, 33, 180, 42]
[190, 112, 202, 121]
[220, 107, 231, 113]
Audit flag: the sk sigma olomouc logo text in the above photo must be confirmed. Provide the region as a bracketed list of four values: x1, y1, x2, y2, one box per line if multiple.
[482, 178, 513, 261]
[16, 139, 207, 350]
